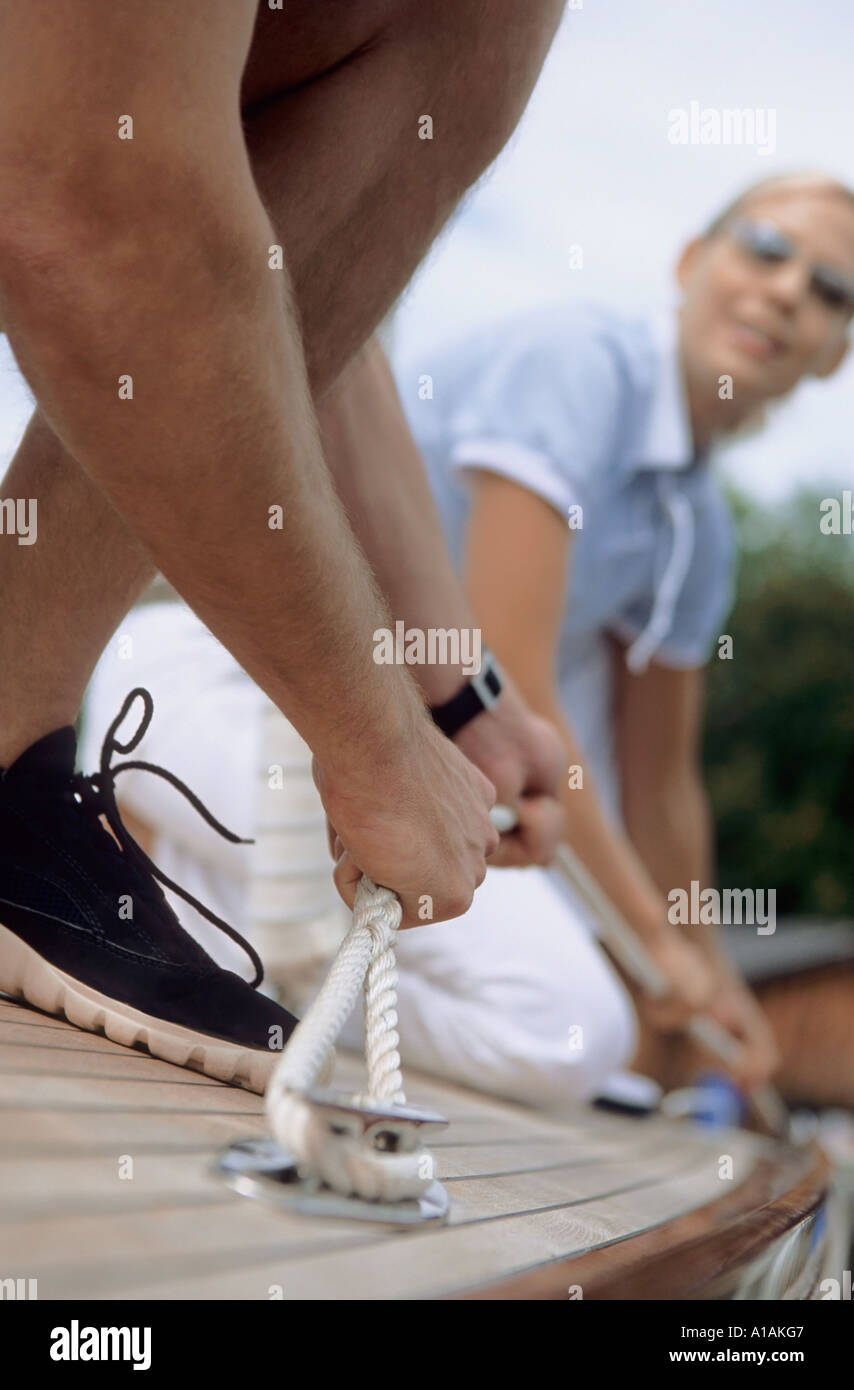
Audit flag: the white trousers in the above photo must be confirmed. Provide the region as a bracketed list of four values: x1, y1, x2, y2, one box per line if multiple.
[82, 602, 637, 1112]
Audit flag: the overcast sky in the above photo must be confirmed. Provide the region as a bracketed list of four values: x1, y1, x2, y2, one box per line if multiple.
[1, 0, 852, 504]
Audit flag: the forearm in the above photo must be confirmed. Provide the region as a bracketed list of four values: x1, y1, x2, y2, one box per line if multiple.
[623, 773, 725, 961]
[317, 337, 477, 704]
[625, 770, 713, 891]
[0, 187, 426, 771]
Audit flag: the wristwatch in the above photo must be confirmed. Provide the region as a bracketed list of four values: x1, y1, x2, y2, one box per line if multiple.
[429, 650, 504, 738]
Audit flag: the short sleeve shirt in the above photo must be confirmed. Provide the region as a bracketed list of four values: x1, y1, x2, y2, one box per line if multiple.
[395, 302, 735, 816]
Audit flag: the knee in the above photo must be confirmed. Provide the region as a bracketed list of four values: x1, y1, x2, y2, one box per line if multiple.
[397, 0, 566, 188]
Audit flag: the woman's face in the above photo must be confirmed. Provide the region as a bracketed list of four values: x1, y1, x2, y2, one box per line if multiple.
[678, 186, 854, 408]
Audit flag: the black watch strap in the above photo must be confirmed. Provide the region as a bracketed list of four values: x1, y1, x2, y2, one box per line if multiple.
[429, 651, 503, 738]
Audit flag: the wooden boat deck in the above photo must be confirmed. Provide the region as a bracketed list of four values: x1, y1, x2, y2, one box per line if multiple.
[0, 993, 827, 1300]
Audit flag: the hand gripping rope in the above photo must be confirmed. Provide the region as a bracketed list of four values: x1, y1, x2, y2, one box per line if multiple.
[264, 875, 443, 1205]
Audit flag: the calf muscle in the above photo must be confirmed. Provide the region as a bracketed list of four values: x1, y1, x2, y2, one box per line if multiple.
[2, 172, 422, 766]
[0, 0, 566, 771]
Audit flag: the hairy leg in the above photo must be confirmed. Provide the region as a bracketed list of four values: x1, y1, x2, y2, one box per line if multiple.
[0, 0, 563, 765]
[0, 411, 154, 758]
[241, 0, 564, 387]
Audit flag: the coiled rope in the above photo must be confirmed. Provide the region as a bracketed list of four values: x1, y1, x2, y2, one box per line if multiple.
[265, 875, 435, 1203]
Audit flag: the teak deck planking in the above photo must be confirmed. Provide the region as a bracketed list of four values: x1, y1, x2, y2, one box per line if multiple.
[0, 993, 810, 1300]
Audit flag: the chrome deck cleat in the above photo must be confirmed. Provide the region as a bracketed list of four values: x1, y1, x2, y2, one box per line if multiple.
[216, 1089, 450, 1226]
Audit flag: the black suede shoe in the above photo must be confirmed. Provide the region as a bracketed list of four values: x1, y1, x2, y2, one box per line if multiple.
[0, 688, 298, 1093]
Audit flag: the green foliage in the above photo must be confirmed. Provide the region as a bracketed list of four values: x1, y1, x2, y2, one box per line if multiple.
[704, 488, 854, 917]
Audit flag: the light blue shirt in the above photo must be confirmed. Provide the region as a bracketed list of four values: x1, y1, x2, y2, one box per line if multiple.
[396, 302, 735, 818]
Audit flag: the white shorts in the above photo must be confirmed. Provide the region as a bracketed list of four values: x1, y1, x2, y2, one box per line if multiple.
[82, 601, 637, 1112]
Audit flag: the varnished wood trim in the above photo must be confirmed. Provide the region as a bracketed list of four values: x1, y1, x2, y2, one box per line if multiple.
[455, 1141, 829, 1300]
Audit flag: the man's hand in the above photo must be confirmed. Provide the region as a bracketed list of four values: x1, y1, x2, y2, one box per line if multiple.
[314, 711, 499, 927]
[453, 674, 565, 868]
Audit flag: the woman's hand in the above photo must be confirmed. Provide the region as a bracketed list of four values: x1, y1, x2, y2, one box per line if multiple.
[627, 937, 780, 1091]
[622, 926, 719, 1031]
[704, 963, 781, 1089]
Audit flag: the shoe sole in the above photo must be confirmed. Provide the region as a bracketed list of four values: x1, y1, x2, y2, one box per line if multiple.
[0, 922, 277, 1095]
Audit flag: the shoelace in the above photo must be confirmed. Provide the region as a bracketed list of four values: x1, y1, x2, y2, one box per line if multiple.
[70, 686, 264, 988]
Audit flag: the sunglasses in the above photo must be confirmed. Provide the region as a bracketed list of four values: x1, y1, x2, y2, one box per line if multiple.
[728, 217, 854, 314]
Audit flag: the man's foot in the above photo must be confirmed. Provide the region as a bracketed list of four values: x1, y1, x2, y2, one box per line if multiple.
[0, 688, 298, 1093]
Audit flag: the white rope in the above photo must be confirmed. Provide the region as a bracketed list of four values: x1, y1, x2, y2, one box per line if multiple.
[265, 875, 435, 1203]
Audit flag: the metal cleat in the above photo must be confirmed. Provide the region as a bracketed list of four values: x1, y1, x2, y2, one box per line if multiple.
[215, 1090, 450, 1226]
[300, 1086, 448, 1149]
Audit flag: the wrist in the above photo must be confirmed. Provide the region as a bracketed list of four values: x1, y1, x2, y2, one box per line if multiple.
[416, 661, 473, 704]
[409, 631, 489, 705]
[632, 902, 679, 946]
[312, 666, 427, 784]
[429, 649, 503, 738]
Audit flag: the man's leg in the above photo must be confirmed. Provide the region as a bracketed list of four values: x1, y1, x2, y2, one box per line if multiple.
[0, 0, 563, 918]
[0, 0, 562, 762]
[240, 0, 564, 389]
[0, 411, 154, 763]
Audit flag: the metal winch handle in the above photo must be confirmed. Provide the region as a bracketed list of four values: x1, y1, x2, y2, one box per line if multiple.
[490, 804, 788, 1138]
